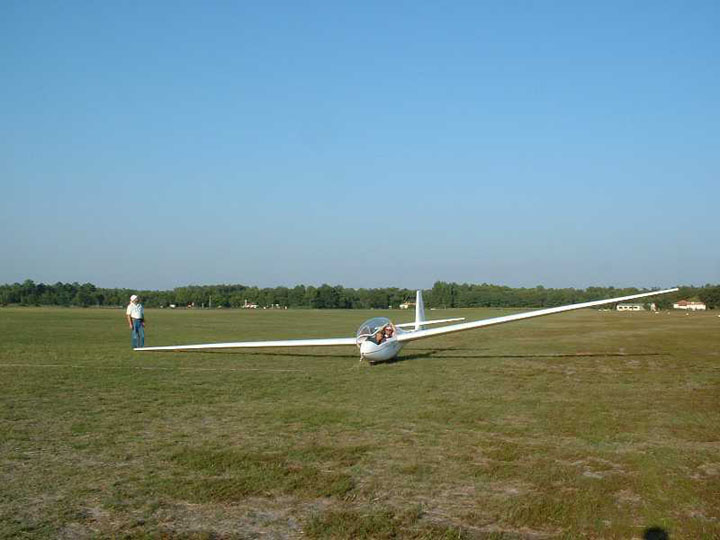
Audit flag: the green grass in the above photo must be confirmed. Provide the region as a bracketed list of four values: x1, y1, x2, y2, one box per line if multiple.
[0, 306, 718, 538]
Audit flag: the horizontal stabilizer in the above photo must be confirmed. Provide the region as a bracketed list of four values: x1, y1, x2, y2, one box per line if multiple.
[395, 317, 465, 329]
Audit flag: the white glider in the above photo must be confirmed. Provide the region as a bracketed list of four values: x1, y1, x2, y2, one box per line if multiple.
[135, 288, 678, 363]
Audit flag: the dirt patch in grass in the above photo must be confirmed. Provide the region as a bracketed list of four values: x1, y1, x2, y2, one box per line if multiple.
[303, 505, 475, 539]
[163, 444, 371, 502]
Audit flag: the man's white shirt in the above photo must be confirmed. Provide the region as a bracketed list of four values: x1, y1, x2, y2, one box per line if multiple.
[126, 303, 144, 319]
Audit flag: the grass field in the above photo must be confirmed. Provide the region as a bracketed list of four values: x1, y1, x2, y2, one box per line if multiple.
[0, 306, 718, 539]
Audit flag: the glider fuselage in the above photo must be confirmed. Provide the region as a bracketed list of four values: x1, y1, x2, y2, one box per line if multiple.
[359, 335, 404, 362]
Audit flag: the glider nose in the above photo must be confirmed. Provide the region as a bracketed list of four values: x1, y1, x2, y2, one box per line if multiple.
[360, 339, 378, 357]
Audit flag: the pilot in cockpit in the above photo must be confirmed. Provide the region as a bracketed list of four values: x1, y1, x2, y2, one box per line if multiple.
[357, 317, 394, 346]
[383, 324, 395, 340]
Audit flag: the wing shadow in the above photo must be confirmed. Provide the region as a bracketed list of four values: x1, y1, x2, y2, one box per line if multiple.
[143, 348, 666, 363]
[396, 350, 667, 363]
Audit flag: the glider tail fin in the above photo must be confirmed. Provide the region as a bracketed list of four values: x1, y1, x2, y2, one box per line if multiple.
[415, 290, 426, 331]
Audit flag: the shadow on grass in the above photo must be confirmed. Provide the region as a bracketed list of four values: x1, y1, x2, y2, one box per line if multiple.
[392, 350, 668, 364]
[144, 348, 667, 364]
[644, 526, 669, 540]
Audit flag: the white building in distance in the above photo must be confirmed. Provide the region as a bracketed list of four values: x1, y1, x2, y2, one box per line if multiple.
[617, 303, 645, 311]
[673, 300, 707, 311]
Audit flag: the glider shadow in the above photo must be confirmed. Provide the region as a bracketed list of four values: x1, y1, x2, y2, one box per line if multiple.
[396, 349, 667, 363]
[143, 348, 666, 363]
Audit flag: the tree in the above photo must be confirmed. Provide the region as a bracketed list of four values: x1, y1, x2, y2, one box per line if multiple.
[73, 283, 96, 307]
[699, 285, 720, 309]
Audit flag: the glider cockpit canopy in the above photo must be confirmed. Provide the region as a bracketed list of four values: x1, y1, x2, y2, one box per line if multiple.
[356, 317, 393, 344]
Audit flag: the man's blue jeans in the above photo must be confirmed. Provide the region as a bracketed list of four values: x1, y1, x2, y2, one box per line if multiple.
[131, 319, 144, 348]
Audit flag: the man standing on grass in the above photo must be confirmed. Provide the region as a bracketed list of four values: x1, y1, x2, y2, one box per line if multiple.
[126, 294, 145, 348]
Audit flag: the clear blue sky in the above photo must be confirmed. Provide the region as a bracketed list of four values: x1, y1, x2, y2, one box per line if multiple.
[2, 1, 718, 290]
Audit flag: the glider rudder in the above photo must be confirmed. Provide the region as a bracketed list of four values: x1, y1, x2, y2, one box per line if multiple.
[415, 290, 426, 331]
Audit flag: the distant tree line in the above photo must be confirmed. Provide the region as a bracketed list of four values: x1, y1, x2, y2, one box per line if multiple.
[1, 279, 719, 310]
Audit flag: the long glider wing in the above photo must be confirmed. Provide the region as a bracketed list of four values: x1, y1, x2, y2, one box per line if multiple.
[396, 288, 678, 343]
[136, 337, 357, 352]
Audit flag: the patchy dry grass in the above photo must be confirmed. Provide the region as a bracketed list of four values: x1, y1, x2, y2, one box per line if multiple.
[0, 306, 718, 538]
